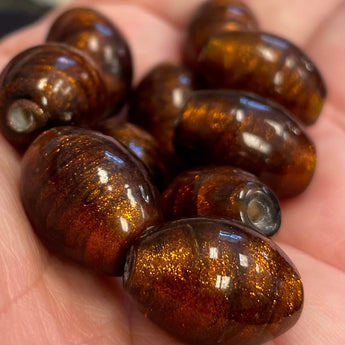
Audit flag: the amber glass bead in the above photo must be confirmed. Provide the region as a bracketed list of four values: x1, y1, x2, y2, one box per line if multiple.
[184, 0, 258, 66]
[0, 43, 106, 149]
[124, 217, 303, 345]
[21, 126, 162, 275]
[128, 63, 196, 162]
[174, 90, 316, 198]
[197, 31, 326, 125]
[161, 166, 281, 236]
[98, 120, 167, 189]
[47, 7, 133, 115]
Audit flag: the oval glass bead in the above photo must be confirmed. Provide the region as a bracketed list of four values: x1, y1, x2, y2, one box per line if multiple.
[128, 62, 196, 161]
[124, 217, 303, 345]
[47, 7, 133, 115]
[161, 166, 281, 236]
[21, 126, 162, 275]
[98, 120, 167, 189]
[174, 90, 316, 198]
[197, 31, 326, 125]
[0, 43, 106, 149]
[184, 0, 258, 66]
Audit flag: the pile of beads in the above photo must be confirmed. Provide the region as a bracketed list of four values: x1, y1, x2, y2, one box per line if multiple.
[0, 1, 326, 344]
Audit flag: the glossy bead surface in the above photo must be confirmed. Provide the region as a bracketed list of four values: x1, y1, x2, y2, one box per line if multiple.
[98, 120, 167, 189]
[174, 90, 316, 198]
[128, 63, 196, 161]
[47, 7, 133, 115]
[21, 126, 162, 275]
[198, 31, 326, 125]
[161, 166, 281, 236]
[184, 0, 258, 66]
[0, 43, 106, 149]
[124, 217, 303, 345]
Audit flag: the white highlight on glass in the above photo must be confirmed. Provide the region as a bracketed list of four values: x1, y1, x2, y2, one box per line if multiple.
[215, 275, 231, 290]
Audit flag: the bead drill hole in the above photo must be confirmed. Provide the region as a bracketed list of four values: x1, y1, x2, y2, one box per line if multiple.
[241, 188, 281, 236]
[247, 198, 270, 227]
[7, 100, 45, 133]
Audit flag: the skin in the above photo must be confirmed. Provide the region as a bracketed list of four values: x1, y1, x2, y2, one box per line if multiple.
[0, 0, 343, 343]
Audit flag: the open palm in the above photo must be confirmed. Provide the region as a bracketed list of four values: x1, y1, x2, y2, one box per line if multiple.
[0, 0, 344, 344]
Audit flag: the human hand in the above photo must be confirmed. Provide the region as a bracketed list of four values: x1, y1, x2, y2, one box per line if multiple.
[0, 0, 343, 343]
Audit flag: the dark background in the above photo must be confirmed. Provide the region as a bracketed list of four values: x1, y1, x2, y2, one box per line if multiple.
[0, 0, 56, 38]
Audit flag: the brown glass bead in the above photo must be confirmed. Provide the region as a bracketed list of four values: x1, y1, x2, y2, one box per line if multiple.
[161, 166, 281, 236]
[47, 7, 133, 115]
[21, 126, 162, 275]
[124, 217, 303, 345]
[98, 119, 167, 189]
[197, 31, 326, 125]
[174, 90, 316, 198]
[184, 0, 258, 66]
[128, 63, 196, 162]
[0, 43, 106, 149]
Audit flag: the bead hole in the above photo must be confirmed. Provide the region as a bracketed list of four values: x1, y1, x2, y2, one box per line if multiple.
[247, 198, 269, 226]
[242, 188, 281, 236]
[7, 99, 45, 133]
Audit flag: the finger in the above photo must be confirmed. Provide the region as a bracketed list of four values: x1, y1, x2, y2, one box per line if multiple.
[306, 2, 345, 112]
[270, 244, 345, 345]
[275, 6, 344, 271]
[128, 298, 183, 345]
[276, 111, 344, 271]
[0, 262, 131, 344]
[123, 0, 343, 45]
[0, 134, 49, 312]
